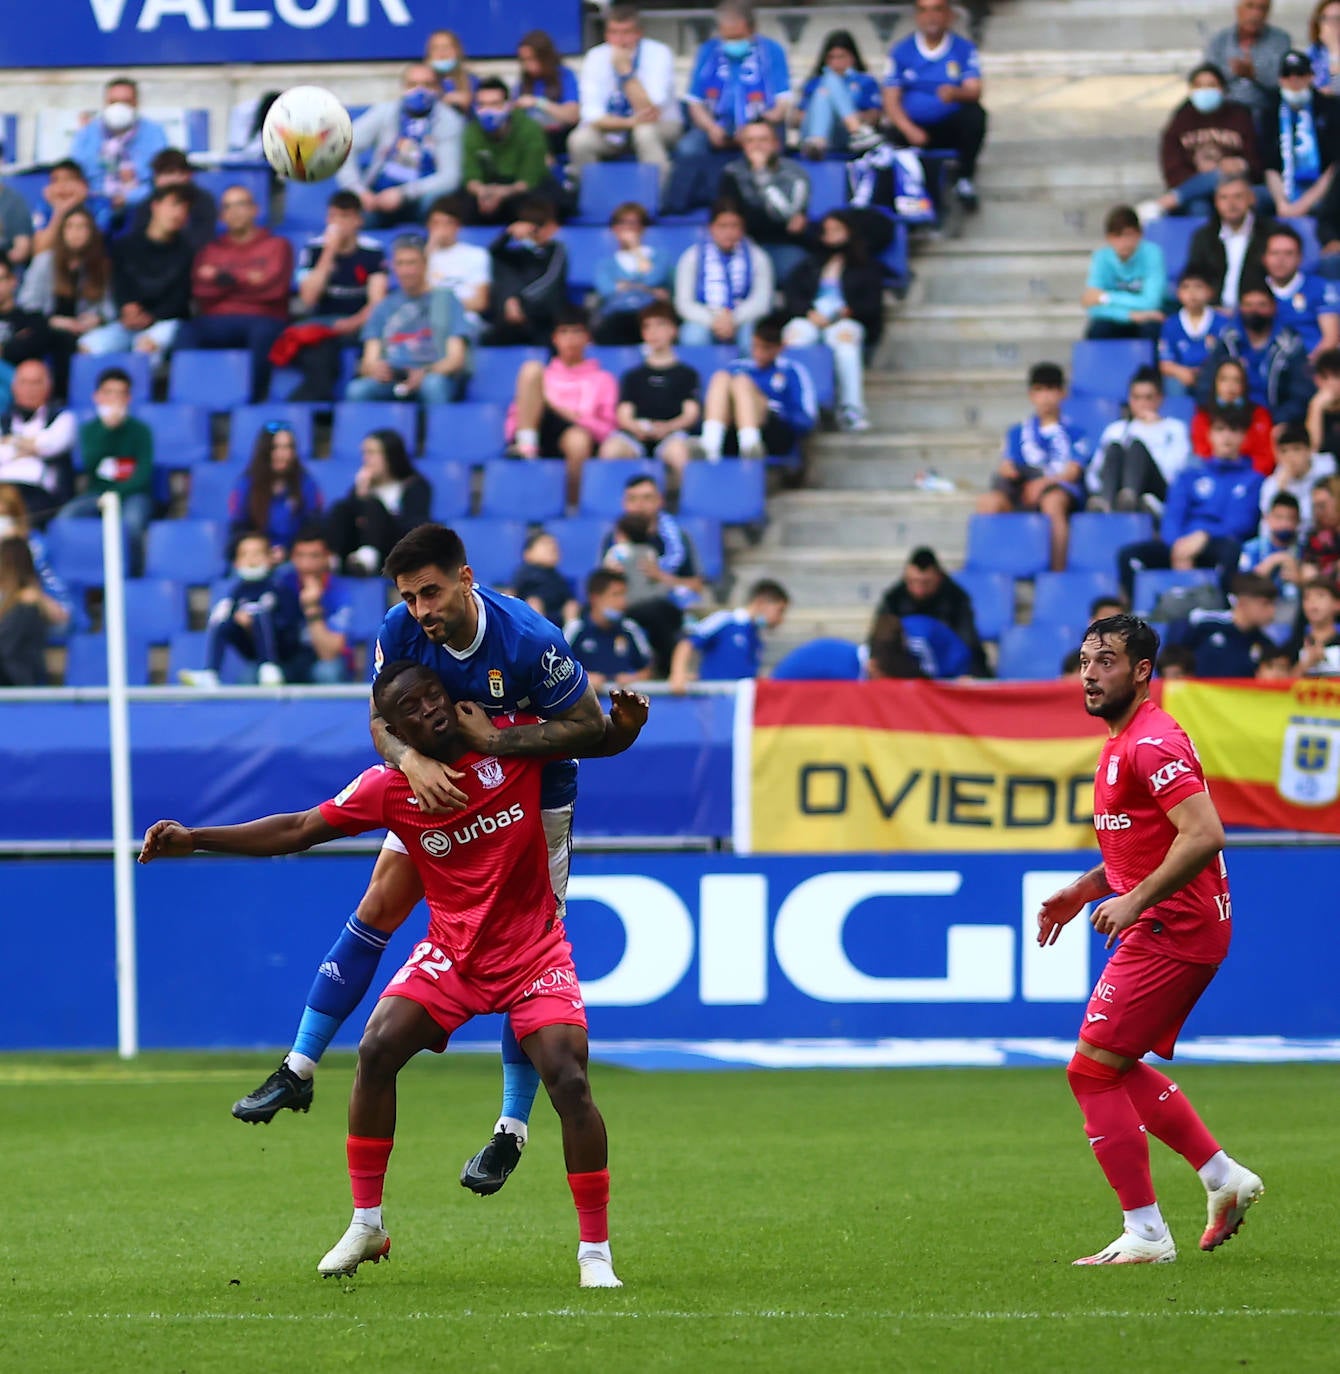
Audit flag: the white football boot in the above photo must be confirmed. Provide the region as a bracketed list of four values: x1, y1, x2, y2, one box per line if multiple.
[1201, 1161, 1265, 1251]
[1073, 1229, 1177, 1265]
[318, 1220, 391, 1277]
[577, 1241, 623, 1288]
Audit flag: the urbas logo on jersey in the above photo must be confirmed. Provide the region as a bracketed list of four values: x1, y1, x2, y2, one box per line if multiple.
[1148, 758, 1191, 793]
[541, 646, 576, 690]
[419, 802, 526, 856]
[1094, 813, 1133, 831]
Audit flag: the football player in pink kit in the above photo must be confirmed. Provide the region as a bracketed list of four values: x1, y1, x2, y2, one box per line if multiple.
[1037, 614, 1264, 1266]
[139, 663, 650, 1290]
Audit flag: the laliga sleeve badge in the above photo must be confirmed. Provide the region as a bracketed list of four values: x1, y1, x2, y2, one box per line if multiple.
[488, 668, 505, 699]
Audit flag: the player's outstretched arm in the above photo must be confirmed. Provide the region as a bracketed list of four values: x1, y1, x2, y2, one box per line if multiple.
[577, 688, 650, 758]
[137, 809, 344, 864]
[1036, 863, 1110, 946]
[456, 680, 607, 758]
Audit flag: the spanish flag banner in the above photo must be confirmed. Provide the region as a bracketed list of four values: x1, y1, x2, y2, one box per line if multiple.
[1164, 677, 1340, 832]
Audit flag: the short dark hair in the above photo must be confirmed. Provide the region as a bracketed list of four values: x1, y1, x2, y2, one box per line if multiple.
[624, 473, 658, 492]
[749, 577, 789, 605]
[1208, 403, 1251, 433]
[753, 313, 787, 346]
[149, 184, 191, 207]
[0, 252, 11, 276]
[427, 191, 472, 222]
[609, 200, 650, 229]
[515, 194, 558, 227]
[1303, 575, 1339, 596]
[231, 528, 270, 558]
[1061, 648, 1083, 675]
[372, 658, 436, 718]
[1315, 475, 1340, 494]
[1083, 613, 1161, 671]
[586, 567, 627, 600]
[476, 75, 510, 99]
[291, 522, 331, 549]
[105, 74, 138, 94]
[1187, 61, 1226, 86]
[553, 303, 591, 332]
[1089, 593, 1127, 616]
[328, 189, 363, 213]
[1104, 204, 1141, 236]
[1231, 571, 1279, 600]
[1157, 644, 1196, 676]
[1129, 364, 1163, 394]
[49, 158, 87, 182]
[94, 367, 132, 391]
[1258, 645, 1293, 669]
[1178, 265, 1214, 287]
[1028, 362, 1065, 390]
[709, 197, 745, 224]
[1268, 490, 1302, 513]
[522, 528, 555, 553]
[1314, 347, 1340, 378]
[639, 300, 678, 328]
[150, 147, 191, 176]
[1266, 223, 1304, 252]
[383, 524, 468, 582]
[906, 546, 942, 572]
[1276, 422, 1311, 449]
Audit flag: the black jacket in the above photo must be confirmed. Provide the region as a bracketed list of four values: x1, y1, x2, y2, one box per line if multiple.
[877, 575, 987, 677]
[1185, 213, 1280, 306]
[129, 182, 220, 256]
[111, 229, 194, 322]
[487, 233, 568, 337]
[782, 251, 886, 346]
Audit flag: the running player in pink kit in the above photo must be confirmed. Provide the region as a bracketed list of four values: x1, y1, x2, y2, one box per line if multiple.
[139, 662, 650, 1289]
[1037, 614, 1264, 1266]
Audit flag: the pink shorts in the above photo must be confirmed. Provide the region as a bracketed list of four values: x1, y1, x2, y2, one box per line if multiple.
[1078, 941, 1218, 1061]
[380, 929, 587, 1052]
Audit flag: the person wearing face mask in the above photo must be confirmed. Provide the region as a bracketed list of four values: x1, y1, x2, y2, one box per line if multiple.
[668, 578, 789, 692]
[336, 62, 466, 228]
[424, 29, 479, 116]
[1198, 285, 1315, 433]
[68, 76, 168, 217]
[461, 78, 554, 226]
[1192, 357, 1278, 474]
[1261, 50, 1340, 220]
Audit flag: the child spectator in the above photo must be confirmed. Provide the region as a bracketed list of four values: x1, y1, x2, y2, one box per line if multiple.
[1239, 490, 1304, 591]
[326, 428, 432, 576]
[564, 567, 654, 687]
[1256, 644, 1296, 677]
[794, 28, 883, 159]
[1193, 357, 1276, 475]
[979, 361, 1092, 571]
[591, 202, 672, 347]
[483, 196, 568, 346]
[513, 31, 581, 157]
[1158, 268, 1223, 396]
[0, 484, 71, 631]
[1304, 345, 1340, 455]
[669, 577, 789, 690]
[510, 530, 578, 627]
[0, 537, 47, 686]
[227, 423, 322, 563]
[1156, 644, 1197, 680]
[1289, 575, 1340, 672]
[674, 200, 773, 349]
[425, 193, 491, 338]
[1090, 366, 1191, 516]
[599, 302, 701, 482]
[719, 120, 811, 284]
[273, 524, 355, 684]
[506, 306, 618, 501]
[1301, 475, 1340, 578]
[1260, 421, 1337, 525]
[1167, 570, 1280, 677]
[698, 312, 817, 461]
[1081, 205, 1167, 341]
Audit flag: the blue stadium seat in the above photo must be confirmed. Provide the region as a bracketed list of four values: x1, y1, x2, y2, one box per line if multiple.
[479, 459, 566, 522]
[1143, 216, 1201, 285]
[963, 513, 1051, 578]
[588, 345, 643, 378]
[227, 403, 317, 465]
[1066, 511, 1155, 573]
[1032, 569, 1119, 628]
[806, 161, 850, 220]
[644, 224, 701, 269]
[69, 352, 153, 408]
[1131, 567, 1220, 617]
[1060, 394, 1122, 448]
[44, 519, 130, 588]
[951, 568, 1014, 642]
[784, 344, 834, 409]
[468, 347, 547, 404]
[279, 178, 335, 234]
[679, 515, 724, 581]
[187, 462, 243, 520]
[677, 344, 736, 380]
[679, 460, 766, 525]
[330, 401, 418, 461]
[122, 578, 187, 643]
[548, 516, 611, 582]
[561, 225, 610, 293]
[140, 403, 211, 470]
[1161, 393, 1197, 426]
[575, 161, 659, 223]
[307, 458, 360, 506]
[451, 518, 527, 586]
[169, 350, 253, 412]
[63, 634, 151, 687]
[579, 459, 662, 518]
[341, 578, 392, 642]
[144, 519, 226, 585]
[194, 167, 270, 224]
[1069, 339, 1156, 401]
[267, 366, 304, 401]
[426, 460, 472, 520]
[996, 623, 1077, 681]
[424, 401, 507, 465]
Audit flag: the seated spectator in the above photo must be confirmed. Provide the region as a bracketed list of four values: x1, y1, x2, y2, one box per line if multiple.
[0, 484, 72, 631]
[180, 530, 302, 687]
[177, 185, 292, 403]
[1157, 644, 1198, 679]
[425, 29, 480, 116]
[1142, 63, 1266, 222]
[1239, 489, 1304, 591]
[285, 190, 389, 404]
[224, 91, 281, 163]
[1082, 205, 1166, 342]
[128, 148, 219, 254]
[1261, 50, 1340, 222]
[591, 202, 672, 346]
[1118, 406, 1265, 599]
[336, 62, 465, 226]
[674, 200, 773, 349]
[514, 30, 581, 157]
[30, 161, 96, 258]
[0, 537, 47, 686]
[1168, 570, 1280, 676]
[565, 567, 654, 687]
[273, 524, 355, 684]
[461, 78, 553, 226]
[1194, 356, 1276, 472]
[1159, 268, 1224, 397]
[59, 367, 154, 571]
[978, 362, 1091, 571]
[80, 185, 194, 365]
[876, 546, 988, 677]
[69, 76, 168, 223]
[510, 530, 578, 627]
[1289, 573, 1340, 669]
[0, 361, 76, 525]
[1060, 648, 1084, 677]
[794, 28, 883, 160]
[600, 473, 704, 672]
[327, 428, 432, 576]
[668, 577, 789, 690]
[1202, 0, 1292, 120]
[1300, 473, 1340, 576]
[227, 423, 322, 562]
[1310, 1, 1340, 94]
[0, 177, 33, 268]
[1260, 222, 1340, 361]
[667, 1, 792, 215]
[506, 306, 618, 501]
[425, 193, 490, 338]
[1261, 419, 1336, 521]
[1090, 593, 1130, 623]
[783, 210, 886, 433]
[900, 610, 974, 678]
[1257, 643, 1296, 675]
[720, 121, 812, 284]
[600, 302, 701, 481]
[1090, 367, 1192, 516]
[348, 236, 470, 406]
[568, 5, 681, 184]
[881, 0, 987, 209]
[0, 254, 54, 372]
[1186, 174, 1277, 309]
[1199, 285, 1313, 431]
[1305, 344, 1340, 451]
[699, 313, 817, 461]
[482, 197, 567, 347]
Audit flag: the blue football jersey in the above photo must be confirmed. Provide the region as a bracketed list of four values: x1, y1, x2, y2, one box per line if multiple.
[374, 584, 590, 808]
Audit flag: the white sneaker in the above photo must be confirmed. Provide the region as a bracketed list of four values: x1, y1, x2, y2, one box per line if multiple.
[177, 668, 219, 688]
[578, 1243, 623, 1288]
[1201, 1161, 1264, 1251]
[257, 662, 285, 686]
[1073, 1228, 1176, 1265]
[1136, 198, 1166, 226]
[739, 437, 767, 460]
[318, 1220, 391, 1277]
[838, 406, 871, 433]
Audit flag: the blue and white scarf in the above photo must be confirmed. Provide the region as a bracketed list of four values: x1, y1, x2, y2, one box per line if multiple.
[1279, 102, 1321, 200]
[705, 40, 772, 133]
[607, 43, 640, 118]
[377, 110, 436, 187]
[1017, 416, 1075, 476]
[696, 239, 752, 309]
[846, 142, 934, 222]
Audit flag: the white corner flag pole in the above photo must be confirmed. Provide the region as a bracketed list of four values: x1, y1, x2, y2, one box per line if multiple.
[100, 491, 139, 1059]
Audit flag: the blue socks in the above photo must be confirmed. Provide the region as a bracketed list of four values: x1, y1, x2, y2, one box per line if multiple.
[497, 1019, 541, 1129]
[289, 916, 390, 1067]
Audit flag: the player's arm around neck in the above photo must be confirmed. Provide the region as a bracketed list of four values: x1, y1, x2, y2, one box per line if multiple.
[138, 809, 342, 863]
[468, 680, 607, 757]
[370, 695, 468, 812]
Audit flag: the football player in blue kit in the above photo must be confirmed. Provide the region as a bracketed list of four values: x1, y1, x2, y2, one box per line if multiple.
[233, 523, 613, 1197]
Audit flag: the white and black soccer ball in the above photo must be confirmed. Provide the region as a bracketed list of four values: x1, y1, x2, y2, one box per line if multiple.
[262, 86, 354, 183]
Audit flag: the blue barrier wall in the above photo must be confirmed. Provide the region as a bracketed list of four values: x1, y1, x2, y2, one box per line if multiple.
[4, 849, 1333, 1050]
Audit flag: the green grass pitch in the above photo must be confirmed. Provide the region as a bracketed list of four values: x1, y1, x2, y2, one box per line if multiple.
[3, 1054, 1336, 1373]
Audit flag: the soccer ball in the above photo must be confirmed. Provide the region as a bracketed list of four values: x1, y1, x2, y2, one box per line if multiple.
[262, 86, 353, 183]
